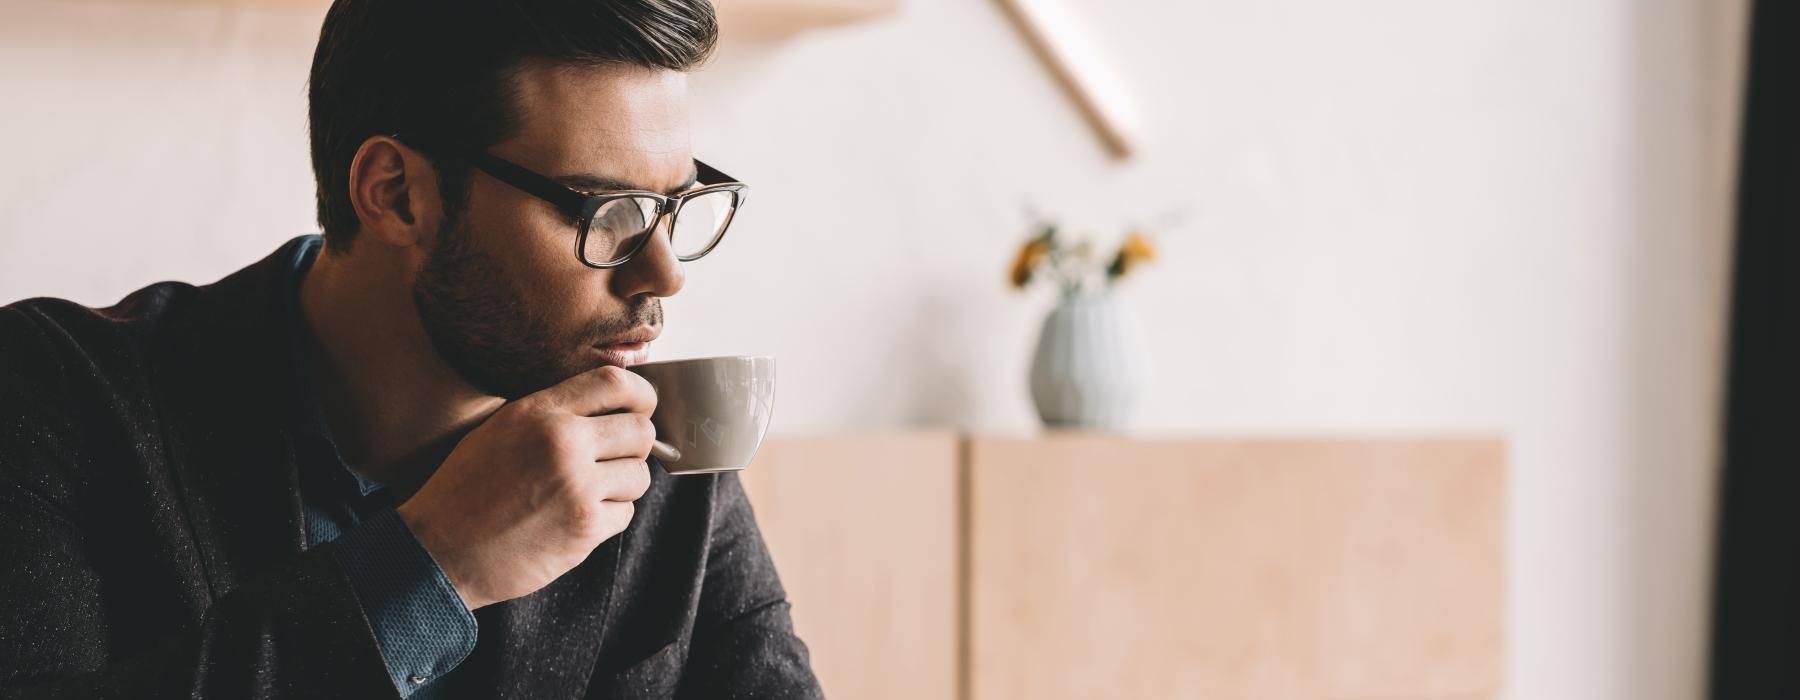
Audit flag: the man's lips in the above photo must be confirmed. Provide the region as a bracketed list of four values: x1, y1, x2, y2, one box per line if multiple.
[591, 342, 651, 367]
[600, 327, 661, 346]
[592, 328, 660, 367]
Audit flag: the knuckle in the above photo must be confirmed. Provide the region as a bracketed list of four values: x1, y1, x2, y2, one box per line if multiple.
[607, 367, 655, 405]
[633, 376, 658, 410]
[540, 418, 584, 461]
[575, 501, 631, 541]
[624, 368, 654, 392]
[549, 459, 586, 493]
[486, 402, 531, 435]
[599, 459, 652, 502]
[629, 421, 655, 457]
[510, 392, 549, 413]
[573, 501, 616, 540]
[596, 364, 631, 388]
[510, 392, 560, 420]
[565, 500, 598, 534]
[626, 461, 653, 500]
[599, 416, 653, 457]
[608, 501, 637, 532]
[522, 407, 556, 434]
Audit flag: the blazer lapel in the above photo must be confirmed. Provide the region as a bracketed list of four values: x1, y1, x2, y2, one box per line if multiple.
[462, 463, 700, 698]
[463, 536, 622, 699]
[153, 242, 310, 596]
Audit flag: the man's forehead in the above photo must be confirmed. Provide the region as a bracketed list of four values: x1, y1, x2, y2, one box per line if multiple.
[503, 62, 694, 193]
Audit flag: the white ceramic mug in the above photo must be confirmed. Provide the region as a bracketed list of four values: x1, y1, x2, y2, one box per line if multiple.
[628, 355, 776, 475]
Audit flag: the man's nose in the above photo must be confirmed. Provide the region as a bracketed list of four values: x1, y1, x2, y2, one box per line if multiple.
[610, 215, 686, 300]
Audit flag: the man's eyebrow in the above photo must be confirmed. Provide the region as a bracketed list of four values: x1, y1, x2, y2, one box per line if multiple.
[554, 168, 700, 196]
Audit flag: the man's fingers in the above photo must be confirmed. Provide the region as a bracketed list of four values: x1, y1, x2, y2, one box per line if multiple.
[582, 412, 657, 462]
[536, 365, 657, 417]
[592, 457, 654, 503]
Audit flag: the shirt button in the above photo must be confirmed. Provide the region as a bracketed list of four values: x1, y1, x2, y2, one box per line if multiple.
[409, 674, 428, 685]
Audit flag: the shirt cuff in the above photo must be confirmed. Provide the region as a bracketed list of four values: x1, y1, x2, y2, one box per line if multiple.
[330, 507, 479, 697]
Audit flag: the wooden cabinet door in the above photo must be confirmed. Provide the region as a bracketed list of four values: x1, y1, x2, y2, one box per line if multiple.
[740, 432, 962, 700]
[966, 436, 1504, 700]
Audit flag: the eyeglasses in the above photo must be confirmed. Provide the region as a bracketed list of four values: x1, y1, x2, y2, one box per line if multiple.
[455, 148, 747, 269]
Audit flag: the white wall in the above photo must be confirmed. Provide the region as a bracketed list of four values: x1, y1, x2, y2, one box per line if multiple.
[0, 0, 1745, 697]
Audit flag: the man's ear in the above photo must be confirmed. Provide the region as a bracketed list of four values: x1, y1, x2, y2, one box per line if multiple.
[347, 135, 443, 248]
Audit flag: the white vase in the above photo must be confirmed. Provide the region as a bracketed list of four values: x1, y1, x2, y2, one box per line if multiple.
[1029, 292, 1148, 430]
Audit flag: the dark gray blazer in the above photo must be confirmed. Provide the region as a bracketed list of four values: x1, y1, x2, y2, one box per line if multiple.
[0, 244, 821, 699]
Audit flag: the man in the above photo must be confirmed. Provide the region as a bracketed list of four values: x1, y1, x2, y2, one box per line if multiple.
[0, 0, 821, 697]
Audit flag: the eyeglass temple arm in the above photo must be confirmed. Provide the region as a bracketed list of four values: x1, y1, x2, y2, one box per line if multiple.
[464, 151, 592, 216]
[477, 153, 737, 202]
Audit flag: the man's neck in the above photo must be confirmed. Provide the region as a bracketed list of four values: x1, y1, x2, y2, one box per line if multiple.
[296, 241, 504, 502]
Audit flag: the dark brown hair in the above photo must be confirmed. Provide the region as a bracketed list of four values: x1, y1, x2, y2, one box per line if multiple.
[307, 0, 718, 249]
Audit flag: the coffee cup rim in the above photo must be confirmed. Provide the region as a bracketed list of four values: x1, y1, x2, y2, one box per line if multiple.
[628, 355, 774, 370]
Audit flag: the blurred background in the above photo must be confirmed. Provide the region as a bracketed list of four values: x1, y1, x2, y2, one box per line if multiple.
[0, 0, 1749, 698]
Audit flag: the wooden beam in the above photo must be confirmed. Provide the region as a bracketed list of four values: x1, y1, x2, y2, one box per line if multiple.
[996, 0, 1139, 158]
[715, 0, 901, 36]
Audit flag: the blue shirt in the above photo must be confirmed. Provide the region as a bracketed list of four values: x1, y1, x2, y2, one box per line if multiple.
[281, 235, 478, 698]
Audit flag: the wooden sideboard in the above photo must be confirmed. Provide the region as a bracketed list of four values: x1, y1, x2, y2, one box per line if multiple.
[738, 432, 961, 700]
[738, 434, 1505, 700]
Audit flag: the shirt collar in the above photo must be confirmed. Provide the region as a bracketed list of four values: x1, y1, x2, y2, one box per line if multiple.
[280, 234, 385, 498]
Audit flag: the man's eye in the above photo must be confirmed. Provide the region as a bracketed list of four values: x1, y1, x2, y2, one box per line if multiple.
[596, 201, 647, 233]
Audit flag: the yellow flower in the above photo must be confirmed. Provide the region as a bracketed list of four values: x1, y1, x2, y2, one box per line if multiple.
[1106, 232, 1157, 280]
[1010, 238, 1051, 288]
[1120, 232, 1157, 264]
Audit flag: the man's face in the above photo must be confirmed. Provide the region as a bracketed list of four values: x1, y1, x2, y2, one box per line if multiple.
[414, 63, 695, 399]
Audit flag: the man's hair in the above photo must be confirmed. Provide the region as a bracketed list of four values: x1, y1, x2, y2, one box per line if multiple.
[307, 0, 718, 249]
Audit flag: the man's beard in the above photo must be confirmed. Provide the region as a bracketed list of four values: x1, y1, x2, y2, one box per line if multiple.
[413, 216, 661, 400]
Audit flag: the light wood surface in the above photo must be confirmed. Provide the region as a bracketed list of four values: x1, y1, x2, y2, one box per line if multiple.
[966, 435, 1505, 700]
[739, 432, 962, 700]
[714, 0, 901, 36]
[155, 0, 902, 34]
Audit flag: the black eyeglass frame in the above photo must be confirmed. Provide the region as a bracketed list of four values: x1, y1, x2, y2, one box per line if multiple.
[399, 135, 747, 269]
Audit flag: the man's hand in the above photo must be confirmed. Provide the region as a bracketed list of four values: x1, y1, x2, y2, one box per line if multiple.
[396, 365, 656, 610]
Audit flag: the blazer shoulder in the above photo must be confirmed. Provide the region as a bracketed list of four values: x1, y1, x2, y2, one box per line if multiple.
[0, 284, 198, 494]
[0, 282, 198, 388]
